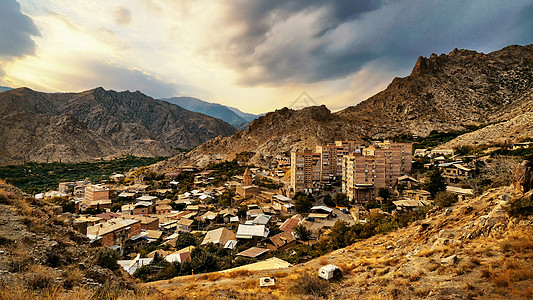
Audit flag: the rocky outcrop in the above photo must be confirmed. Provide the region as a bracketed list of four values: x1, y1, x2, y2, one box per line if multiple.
[513, 160, 533, 194]
[0, 87, 237, 164]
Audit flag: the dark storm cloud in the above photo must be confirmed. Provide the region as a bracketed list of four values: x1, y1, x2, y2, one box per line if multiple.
[216, 0, 533, 85]
[0, 0, 40, 58]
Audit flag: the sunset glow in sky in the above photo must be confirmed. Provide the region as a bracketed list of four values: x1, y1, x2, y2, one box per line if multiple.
[1, 0, 532, 114]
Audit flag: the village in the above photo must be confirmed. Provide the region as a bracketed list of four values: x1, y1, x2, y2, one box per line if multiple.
[34, 139, 533, 281]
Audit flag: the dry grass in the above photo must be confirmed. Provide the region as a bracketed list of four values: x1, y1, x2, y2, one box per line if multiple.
[318, 256, 328, 265]
[207, 273, 222, 281]
[225, 269, 253, 278]
[26, 265, 56, 290]
[273, 271, 288, 278]
[63, 265, 84, 288]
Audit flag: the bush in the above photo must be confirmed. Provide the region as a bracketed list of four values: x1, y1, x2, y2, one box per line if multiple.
[294, 224, 311, 241]
[95, 247, 119, 270]
[433, 191, 457, 208]
[290, 272, 329, 298]
[507, 193, 533, 217]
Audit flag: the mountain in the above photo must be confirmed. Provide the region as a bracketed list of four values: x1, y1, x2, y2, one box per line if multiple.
[153, 44, 533, 169]
[161, 96, 261, 129]
[0, 86, 12, 92]
[226, 106, 262, 122]
[0, 87, 237, 164]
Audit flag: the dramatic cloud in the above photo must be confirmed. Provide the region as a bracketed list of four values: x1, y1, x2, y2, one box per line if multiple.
[0, 0, 40, 58]
[201, 0, 533, 86]
[112, 7, 131, 25]
[2, 0, 532, 114]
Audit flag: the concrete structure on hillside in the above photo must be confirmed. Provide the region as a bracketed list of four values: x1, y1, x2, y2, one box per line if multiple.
[316, 141, 362, 181]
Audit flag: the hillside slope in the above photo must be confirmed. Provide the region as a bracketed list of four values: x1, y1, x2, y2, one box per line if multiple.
[0, 87, 237, 164]
[147, 185, 533, 299]
[155, 44, 533, 169]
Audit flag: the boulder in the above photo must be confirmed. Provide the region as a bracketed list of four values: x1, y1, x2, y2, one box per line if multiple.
[513, 160, 533, 194]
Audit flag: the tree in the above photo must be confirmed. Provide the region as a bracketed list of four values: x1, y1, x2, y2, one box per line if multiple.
[218, 188, 234, 207]
[293, 224, 311, 241]
[323, 194, 335, 207]
[334, 193, 349, 207]
[295, 194, 313, 213]
[427, 169, 446, 197]
[175, 232, 197, 249]
[378, 188, 391, 201]
[95, 247, 119, 270]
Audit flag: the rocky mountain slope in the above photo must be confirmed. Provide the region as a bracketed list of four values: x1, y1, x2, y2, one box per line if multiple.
[162, 96, 260, 130]
[154, 44, 533, 169]
[0, 87, 237, 164]
[147, 185, 533, 299]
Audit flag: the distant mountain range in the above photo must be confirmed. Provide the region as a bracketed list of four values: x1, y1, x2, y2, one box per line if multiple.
[152, 44, 533, 170]
[161, 97, 261, 130]
[0, 86, 12, 92]
[0, 87, 236, 164]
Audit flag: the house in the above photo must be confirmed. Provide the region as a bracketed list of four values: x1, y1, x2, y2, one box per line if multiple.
[414, 149, 429, 157]
[392, 199, 430, 211]
[310, 206, 333, 219]
[220, 207, 238, 223]
[96, 212, 121, 221]
[236, 185, 259, 199]
[177, 218, 195, 232]
[118, 256, 153, 275]
[266, 231, 297, 251]
[279, 216, 301, 232]
[133, 201, 153, 215]
[164, 172, 181, 180]
[155, 204, 173, 215]
[248, 214, 271, 226]
[124, 215, 159, 230]
[247, 208, 264, 220]
[86, 219, 141, 251]
[201, 227, 237, 246]
[237, 247, 269, 259]
[200, 211, 218, 222]
[145, 230, 163, 243]
[236, 224, 269, 240]
[396, 175, 419, 189]
[511, 142, 533, 150]
[165, 250, 192, 263]
[430, 149, 454, 157]
[403, 190, 432, 201]
[75, 216, 105, 226]
[440, 163, 472, 184]
[271, 195, 295, 213]
[136, 195, 158, 202]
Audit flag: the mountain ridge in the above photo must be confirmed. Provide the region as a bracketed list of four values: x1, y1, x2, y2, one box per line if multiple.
[0, 87, 237, 164]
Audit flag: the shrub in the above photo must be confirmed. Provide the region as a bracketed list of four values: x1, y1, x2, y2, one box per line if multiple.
[95, 247, 119, 270]
[27, 265, 55, 290]
[507, 193, 533, 217]
[433, 191, 457, 208]
[289, 272, 329, 298]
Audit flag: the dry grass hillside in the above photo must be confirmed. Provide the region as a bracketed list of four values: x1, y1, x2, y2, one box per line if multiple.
[0, 181, 158, 300]
[146, 185, 533, 299]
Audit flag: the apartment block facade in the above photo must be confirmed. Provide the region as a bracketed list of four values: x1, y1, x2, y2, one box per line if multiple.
[290, 149, 321, 192]
[342, 141, 412, 203]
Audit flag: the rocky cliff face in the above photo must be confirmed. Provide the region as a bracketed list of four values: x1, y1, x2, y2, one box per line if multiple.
[0, 87, 237, 164]
[157, 44, 533, 169]
[339, 44, 533, 137]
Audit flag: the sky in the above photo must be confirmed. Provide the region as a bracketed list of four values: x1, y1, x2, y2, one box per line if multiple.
[1, 1, 532, 114]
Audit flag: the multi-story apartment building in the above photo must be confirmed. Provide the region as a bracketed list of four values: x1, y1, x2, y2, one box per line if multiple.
[290, 149, 321, 192]
[342, 141, 412, 203]
[315, 141, 363, 182]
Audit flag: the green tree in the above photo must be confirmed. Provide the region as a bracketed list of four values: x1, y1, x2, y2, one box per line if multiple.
[95, 247, 119, 270]
[295, 194, 313, 213]
[293, 224, 311, 241]
[378, 188, 391, 201]
[427, 169, 446, 197]
[175, 232, 197, 249]
[218, 188, 234, 207]
[334, 193, 349, 207]
[323, 194, 335, 207]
